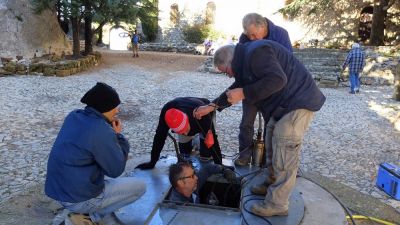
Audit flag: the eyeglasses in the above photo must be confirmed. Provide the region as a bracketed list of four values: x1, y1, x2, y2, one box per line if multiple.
[179, 172, 196, 180]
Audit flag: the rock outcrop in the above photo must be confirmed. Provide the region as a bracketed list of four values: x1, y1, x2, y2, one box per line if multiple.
[0, 0, 70, 58]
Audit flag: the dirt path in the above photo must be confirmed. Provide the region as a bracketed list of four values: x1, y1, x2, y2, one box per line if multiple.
[97, 50, 208, 73]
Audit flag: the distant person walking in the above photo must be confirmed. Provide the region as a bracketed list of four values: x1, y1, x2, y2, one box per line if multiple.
[131, 30, 140, 57]
[342, 43, 365, 94]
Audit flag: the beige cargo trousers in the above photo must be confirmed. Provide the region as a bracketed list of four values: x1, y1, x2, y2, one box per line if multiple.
[264, 108, 315, 210]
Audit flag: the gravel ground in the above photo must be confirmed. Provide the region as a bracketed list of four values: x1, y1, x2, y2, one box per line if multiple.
[0, 51, 399, 215]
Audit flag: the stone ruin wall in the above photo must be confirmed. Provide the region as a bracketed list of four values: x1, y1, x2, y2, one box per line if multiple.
[0, 0, 70, 59]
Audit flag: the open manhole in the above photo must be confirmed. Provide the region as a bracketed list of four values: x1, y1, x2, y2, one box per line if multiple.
[163, 174, 241, 210]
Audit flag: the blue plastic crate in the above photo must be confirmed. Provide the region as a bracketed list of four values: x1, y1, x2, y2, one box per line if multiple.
[376, 163, 400, 200]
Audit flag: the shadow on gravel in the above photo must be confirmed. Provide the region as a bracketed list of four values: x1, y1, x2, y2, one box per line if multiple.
[118, 100, 142, 122]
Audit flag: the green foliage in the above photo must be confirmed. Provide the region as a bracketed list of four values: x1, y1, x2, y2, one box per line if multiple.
[182, 23, 210, 44]
[138, 0, 159, 42]
[93, 0, 139, 25]
[207, 28, 225, 41]
[278, 0, 400, 46]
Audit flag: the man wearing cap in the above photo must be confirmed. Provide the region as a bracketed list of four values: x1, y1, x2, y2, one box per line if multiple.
[136, 97, 223, 170]
[342, 42, 365, 94]
[45, 82, 146, 225]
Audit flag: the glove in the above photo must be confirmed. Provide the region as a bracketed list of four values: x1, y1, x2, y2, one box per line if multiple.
[222, 167, 237, 183]
[135, 161, 156, 170]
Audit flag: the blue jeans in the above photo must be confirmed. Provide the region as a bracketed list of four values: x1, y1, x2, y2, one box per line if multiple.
[238, 100, 258, 158]
[60, 177, 146, 223]
[349, 73, 360, 93]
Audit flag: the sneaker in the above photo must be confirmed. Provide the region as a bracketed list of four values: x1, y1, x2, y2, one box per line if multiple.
[251, 202, 288, 217]
[68, 213, 96, 225]
[234, 157, 251, 166]
[349, 91, 355, 94]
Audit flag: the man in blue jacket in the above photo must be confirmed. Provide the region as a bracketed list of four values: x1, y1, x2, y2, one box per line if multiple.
[235, 13, 293, 167]
[194, 41, 325, 217]
[45, 82, 146, 225]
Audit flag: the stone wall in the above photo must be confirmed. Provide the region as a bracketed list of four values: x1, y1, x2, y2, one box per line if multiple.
[139, 42, 202, 54]
[0, 0, 71, 58]
[198, 47, 400, 88]
[0, 52, 101, 77]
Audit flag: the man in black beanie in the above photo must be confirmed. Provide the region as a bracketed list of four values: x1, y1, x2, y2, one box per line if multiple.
[45, 82, 146, 225]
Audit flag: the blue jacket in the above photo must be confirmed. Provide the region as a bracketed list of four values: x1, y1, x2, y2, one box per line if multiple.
[213, 40, 325, 121]
[45, 107, 130, 203]
[239, 18, 293, 52]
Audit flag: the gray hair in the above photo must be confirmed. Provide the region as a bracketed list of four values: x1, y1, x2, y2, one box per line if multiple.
[213, 45, 235, 68]
[169, 161, 192, 188]
[242, 13, 267, 33]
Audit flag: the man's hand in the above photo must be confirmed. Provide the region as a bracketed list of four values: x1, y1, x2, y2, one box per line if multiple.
[112, 119, 122, 134]
[226, 88, 244, 104]
[135, 161, 156, 170]
[193, 105, 214, 119]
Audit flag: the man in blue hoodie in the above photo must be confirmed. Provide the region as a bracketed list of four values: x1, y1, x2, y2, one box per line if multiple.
[45, 82, 146, 225]
[235, 13, 293, 167]
[194, 41, 325, 217]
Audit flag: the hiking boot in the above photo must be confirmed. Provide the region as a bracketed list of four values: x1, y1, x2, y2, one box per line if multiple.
[251, 202, 288, 217]
[234, 157, 251, 166]
[251, 183, 269, 195]
[68, 213, 96, 225]
[250, 176, 275, 195]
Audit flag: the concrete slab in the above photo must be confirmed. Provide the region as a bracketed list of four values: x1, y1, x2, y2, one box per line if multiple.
[297, 177, 347, 225]
[116, 156, 349, 225]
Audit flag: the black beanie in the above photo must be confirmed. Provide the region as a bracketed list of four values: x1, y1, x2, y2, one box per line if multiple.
[80, 82, 121, 113]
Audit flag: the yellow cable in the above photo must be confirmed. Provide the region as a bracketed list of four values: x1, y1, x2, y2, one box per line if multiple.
[346, 215, 398, 225]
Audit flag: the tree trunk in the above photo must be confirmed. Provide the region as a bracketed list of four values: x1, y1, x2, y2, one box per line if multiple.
[394, 62, 400, 101]
[370, 0, 389, 46]
[71, 16, 80, 57]
[96, 23, 104, 45]
[84, 1, 93, 55]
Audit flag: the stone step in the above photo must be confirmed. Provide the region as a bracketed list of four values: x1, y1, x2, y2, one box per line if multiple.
[305, 64, 341, 70]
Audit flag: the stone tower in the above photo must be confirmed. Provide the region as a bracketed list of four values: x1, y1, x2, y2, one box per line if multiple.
[0, 0, 70, 58]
